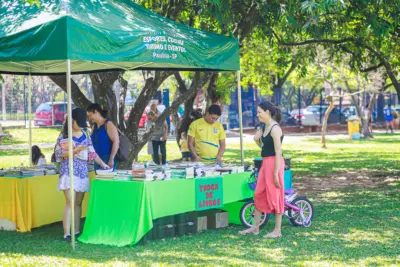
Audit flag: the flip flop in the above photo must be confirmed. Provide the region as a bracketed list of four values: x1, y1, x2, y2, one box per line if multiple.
[238, 229, 259, 236]
[263, 233, 282, 238]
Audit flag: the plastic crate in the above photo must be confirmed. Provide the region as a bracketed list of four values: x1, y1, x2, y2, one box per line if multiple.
[175, 212, 198, 236]
[151, 216, 176, 240]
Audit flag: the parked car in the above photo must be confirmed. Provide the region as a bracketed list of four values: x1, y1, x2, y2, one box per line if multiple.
[282, 111, 297, 126]
[290, 108, 319, 126]
[316, 107, 347, 124]
[341, 106, 358, 118]
[34, 102, 75, 127]
[308, 105, 353, 124]
[124, 107, 148, 128]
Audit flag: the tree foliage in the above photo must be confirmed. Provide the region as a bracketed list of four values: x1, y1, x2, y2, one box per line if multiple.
[273, 0, 400, 100]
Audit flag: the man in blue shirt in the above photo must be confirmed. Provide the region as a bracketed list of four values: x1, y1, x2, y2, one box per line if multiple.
[385, 105, 394, 133]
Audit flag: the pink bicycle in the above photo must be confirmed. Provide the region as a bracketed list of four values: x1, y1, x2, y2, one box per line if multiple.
[240, 170, 314, 228]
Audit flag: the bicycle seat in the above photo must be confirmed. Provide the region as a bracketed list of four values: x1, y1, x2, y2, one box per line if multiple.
[284, 189, 294, 195]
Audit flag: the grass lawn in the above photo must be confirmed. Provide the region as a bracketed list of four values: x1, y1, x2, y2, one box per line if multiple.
[1, 132, 399, 265]
[0, 185, 398, 266]
[1, 127, 62, 145]
[1, 130, 400, 177]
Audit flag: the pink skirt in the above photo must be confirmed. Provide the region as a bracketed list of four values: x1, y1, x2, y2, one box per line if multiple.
[254, 156, 285, 214]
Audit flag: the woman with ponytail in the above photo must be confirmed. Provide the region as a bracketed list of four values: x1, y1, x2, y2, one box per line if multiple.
[86, 103, 119, 170]
[239, 101, 285, 238]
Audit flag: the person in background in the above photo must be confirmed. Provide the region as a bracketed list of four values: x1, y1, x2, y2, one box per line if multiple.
[180, 132, 191, 161]
[150, 103, 159, 116]
[157, 98, 166, 114]
[363, 104, 373, 134]
[384, 104, 394, 134]
[239, 101, 284, 238]
[146, 110, 168, 165]
[188, 105, 226, 164]
[32, 145, 47, 166]
[86, 103, 119, 170]
[55, 108, 109, 241]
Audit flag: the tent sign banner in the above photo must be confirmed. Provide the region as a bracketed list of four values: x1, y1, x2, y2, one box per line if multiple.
[0, 0, 240, 74]
[143, 35, 187, 60]
[195, 177, 223, 211]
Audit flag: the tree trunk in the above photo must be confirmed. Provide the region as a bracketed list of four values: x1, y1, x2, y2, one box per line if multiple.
[367, 93, 377, 132]
[118, 76, 128, 131]
[49, 75, 91, 108]
[321, 96, 334, 148]
[90, 72, 122, 125]
[120, 72, 214, 168]
[176, 94, 196, 142]
[119, 71, 173, 168]
[206, 73, 219, 106]
[351, 94, 373, 139]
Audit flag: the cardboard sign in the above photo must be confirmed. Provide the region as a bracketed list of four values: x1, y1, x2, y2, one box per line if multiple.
[195, 177, 223, 211]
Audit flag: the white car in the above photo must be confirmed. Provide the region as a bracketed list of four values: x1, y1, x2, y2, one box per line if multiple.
[290, 108, 319, 126]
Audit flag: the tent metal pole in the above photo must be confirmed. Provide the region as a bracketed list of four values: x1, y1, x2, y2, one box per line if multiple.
[28, 72, 32, 167]
[1, 81, 5, 121]
[67, 60, 76, 249]
[237, 71, 244, 166]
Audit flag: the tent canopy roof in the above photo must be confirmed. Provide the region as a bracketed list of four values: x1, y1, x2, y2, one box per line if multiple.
[0, 0, 240, 75]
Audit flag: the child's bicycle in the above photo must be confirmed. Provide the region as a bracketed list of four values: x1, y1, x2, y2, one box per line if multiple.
[240, 170, 314, 228]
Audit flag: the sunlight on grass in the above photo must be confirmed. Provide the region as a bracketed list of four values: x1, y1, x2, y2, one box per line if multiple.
[0, 185, 399, 266]
[0, 149, 53, 168]
[2, 128, 61, 145]
[342, 229, 395, 246]
[1, 133, 400, 178]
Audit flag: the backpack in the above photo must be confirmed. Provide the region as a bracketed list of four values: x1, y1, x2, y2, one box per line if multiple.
[105, 121, 131, 162]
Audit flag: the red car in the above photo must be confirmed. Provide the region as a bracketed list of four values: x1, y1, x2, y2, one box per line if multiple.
[124, 107, 149, 128]
[34, 102, 75, 127]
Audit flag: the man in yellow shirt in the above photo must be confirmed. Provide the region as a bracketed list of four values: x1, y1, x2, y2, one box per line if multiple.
[188, 105, 226, 164]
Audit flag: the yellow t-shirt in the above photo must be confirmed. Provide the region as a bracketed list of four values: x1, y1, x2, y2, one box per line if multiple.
[188, 118, 226, 163]
[180, 139, 189, 152]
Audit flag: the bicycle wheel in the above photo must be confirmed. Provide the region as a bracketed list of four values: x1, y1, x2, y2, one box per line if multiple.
[288, 197, 314, 227]
[239, 201, 269, 228]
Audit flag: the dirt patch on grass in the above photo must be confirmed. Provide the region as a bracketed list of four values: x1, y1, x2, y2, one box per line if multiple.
[294, 171, 400, 196]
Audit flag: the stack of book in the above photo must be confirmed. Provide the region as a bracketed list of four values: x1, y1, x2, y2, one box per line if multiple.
[114, 171, 133, 181]
[96, 168, 115, 180]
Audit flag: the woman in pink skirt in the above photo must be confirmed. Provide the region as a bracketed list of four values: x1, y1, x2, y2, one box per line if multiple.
[239, 101, 284, 238]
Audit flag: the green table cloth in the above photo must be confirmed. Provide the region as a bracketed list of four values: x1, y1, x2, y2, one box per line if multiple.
[79, 172, 253, 247]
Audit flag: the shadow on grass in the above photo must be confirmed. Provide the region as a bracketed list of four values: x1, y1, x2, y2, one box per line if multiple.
[0, 186, 399, 266]
[223, 148, 400, 177]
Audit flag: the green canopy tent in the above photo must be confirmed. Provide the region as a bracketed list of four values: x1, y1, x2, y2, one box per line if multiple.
[0, 0, 244, 248]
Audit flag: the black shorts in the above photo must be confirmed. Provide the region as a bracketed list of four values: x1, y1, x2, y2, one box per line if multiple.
[181, 152, 192, 158]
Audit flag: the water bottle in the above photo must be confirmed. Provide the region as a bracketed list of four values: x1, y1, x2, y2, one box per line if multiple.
[144, 160, 152, 168]
[164, 161, 171, 180]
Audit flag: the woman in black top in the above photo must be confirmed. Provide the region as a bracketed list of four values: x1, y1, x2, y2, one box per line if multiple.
[239, 101, 285, 238]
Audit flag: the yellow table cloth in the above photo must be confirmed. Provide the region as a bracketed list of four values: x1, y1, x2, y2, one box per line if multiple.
[0, 173, 94, 232]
